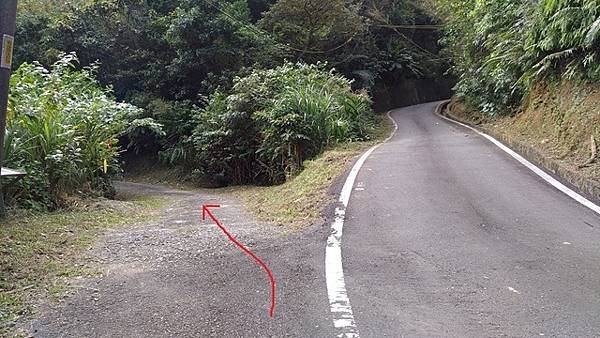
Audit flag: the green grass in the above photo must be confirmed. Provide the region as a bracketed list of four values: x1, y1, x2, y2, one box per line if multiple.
[235, 114, 394, 229]
[0, 196, 166, 336]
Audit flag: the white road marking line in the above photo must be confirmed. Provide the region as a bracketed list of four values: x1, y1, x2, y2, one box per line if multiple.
[508, 287, 521, 294]
[325, 101, 596, 336]
[438, 111, 600, 216]
[325, 111, 398, 338]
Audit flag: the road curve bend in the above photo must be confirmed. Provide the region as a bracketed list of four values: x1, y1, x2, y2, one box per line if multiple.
[341, 101, 600, 337]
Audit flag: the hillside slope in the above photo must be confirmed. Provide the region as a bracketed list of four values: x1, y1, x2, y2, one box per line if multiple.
[448, 80, 599, 199]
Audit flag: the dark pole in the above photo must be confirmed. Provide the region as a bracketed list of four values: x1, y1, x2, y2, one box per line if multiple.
[0, 0, 18, 217]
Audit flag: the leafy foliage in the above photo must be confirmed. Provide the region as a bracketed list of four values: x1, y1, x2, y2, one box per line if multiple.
[3, 54, 146, 210]
[124, 94, 197, 164]
[15, 0, 278, 101]
[192, 63, 375, 186]
[436, 0, 600, 116]
[524, 0, 600, 82]
[260, 0, 448, 86]
[259, 0, 364, 54]
[9, 0, 449, 205]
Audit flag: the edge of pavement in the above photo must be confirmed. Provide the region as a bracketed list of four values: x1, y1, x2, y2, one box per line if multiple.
[322, 108, 399, 338]
[324, 109, 399, 221]
[436, 99, 600, 209]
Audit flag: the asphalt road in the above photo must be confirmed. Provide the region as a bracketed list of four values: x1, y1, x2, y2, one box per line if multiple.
[344, 102, 600, 337]
[29, 102, 600, 337]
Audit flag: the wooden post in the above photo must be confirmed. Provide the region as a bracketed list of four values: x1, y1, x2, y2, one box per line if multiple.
[0, 1, 18, 217]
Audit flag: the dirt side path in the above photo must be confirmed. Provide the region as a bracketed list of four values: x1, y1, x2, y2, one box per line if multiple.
[26, 182, 336, 337]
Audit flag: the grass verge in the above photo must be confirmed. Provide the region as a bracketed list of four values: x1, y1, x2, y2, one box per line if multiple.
[0, 195, 166, 336]
[235, 114, 394, 229]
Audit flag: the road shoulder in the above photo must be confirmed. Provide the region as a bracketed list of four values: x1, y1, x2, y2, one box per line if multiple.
[442, 100, 600, 205]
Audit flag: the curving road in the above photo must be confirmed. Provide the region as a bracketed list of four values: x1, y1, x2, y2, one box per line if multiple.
[342, 101, 600, 337]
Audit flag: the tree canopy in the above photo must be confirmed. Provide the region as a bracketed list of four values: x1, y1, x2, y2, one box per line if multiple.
[6, 0, 451, 208]
[15, 0, 448, 103]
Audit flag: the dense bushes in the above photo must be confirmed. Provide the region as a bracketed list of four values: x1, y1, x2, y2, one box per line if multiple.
[6, 0, 450, 209]
[2, 58, 374, 209]
[436, 0, 600, 116]
[123, 94, 197, 165]
[14, 0, 284, 102]
[193, 63, 375, 186]
[3, 54, 148, 210]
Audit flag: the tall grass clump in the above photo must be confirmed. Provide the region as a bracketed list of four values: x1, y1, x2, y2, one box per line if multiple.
[193, 62, 375, 186]
[3, 53, 146, 210]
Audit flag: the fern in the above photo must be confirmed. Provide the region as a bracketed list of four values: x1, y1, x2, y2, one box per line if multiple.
[437, 0, 600, 116]
[585, 16, 600, 46]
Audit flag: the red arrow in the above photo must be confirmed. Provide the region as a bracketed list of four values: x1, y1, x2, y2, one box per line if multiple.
[202, 204, 276, 318]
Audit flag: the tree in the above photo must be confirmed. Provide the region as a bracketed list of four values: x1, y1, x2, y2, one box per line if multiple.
[15, 0, 280, 102]
[163, 0, 280, 99]
[259, 0, 365, 57]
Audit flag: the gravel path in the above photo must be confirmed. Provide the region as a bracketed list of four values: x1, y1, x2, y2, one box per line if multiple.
[27, 182, 337, 337]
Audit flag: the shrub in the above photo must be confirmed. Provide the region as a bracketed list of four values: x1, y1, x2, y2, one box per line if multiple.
[192, 91, 258, 186]
[3, 53, 146, 210]
[192, 62, 375, 186]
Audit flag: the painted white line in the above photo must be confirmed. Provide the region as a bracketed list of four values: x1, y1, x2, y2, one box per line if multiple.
[438, 109, 600, 216]
[507, 286, 521, 295]
[326, 111, 398, 337]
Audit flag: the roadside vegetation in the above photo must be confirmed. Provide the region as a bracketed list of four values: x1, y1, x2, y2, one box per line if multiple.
[436, 0, 600, 117]
[4, 53, 157, 211]
[3, 0, 449, 213]
[193, 63, 376, 187]
[236, 114, 393, 228]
